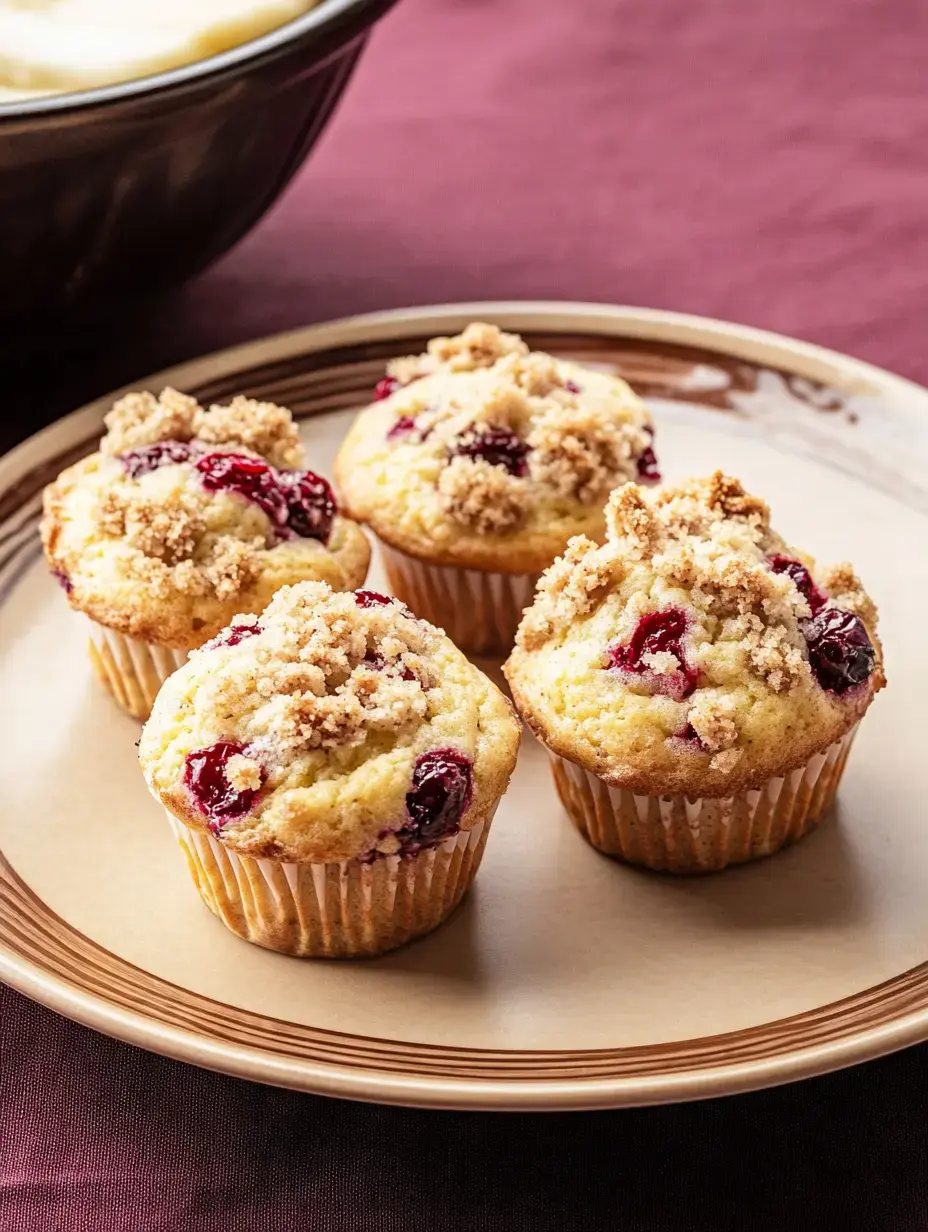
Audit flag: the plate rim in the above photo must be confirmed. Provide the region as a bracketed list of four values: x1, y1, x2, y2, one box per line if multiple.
[3, 299, 927, 1111]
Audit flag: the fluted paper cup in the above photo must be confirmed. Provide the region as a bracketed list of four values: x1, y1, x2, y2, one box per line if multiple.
[165, 810, 496, 958]
[86, 618, 188, 720]
[548, 727, 858, 874]
[379, 542, 539, 656]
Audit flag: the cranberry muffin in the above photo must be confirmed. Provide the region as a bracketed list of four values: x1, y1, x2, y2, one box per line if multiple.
[505, 472, 884, 873]
[139, 580, 521, 957]
[42, 388, 370, 719]
[334, 322, 658, 655]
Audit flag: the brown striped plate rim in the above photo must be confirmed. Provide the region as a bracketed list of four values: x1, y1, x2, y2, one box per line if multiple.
[1, 302, 926, 1111]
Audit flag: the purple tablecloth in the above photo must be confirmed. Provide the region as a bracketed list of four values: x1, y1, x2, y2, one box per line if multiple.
[3, 0, 928, 1227]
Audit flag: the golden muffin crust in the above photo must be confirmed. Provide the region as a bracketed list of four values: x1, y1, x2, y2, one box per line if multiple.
[42, 389, 370, 649]
[505, 472, 884, 796]
[140, 582, 522, 863]
[334, 323, 656, 573]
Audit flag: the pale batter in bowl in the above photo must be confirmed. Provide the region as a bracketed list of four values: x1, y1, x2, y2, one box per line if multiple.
[0, 0, 320, 98]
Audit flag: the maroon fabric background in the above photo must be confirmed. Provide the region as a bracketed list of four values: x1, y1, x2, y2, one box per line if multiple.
[3, 0, 928, 1227]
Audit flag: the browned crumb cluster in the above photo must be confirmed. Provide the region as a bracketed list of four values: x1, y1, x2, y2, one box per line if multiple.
[123, 535, 263, 603]
[87, 387, 313, 601]
[725, 614, 806, 693]
[653, 471, 770, 537]
[193, 396, 303, 468]
[517, 472, 842, 697]
[95, 489, 203, 564]
[388, 322, 529, 384]
[101, 388, 200, 456]
[687, 695, 739, 753]
[101, 387, 303, 468]
[93, 481, 265, 601]
[517, 538, 619, 650]
[225, 753, 264, 793]
[382, 324, 651, 535]
[494, 350, 563, 398]
[527, 405, 648, 503]
[201, 584, 435, 753]
[437, 456, 528, 535]
[819, 563, 878, 626]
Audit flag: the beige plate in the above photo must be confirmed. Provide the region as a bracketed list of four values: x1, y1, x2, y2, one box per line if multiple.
[1, 303, 926, 1111]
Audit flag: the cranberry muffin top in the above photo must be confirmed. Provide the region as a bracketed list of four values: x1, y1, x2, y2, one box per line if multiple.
[139, 581, 521, 863]
[42, 389, 370, 648]
[505, 472, 884, 796]
[334, 323, 658, 573]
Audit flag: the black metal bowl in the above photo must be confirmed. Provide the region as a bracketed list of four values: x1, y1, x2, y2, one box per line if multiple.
[0, 0, 397, 325]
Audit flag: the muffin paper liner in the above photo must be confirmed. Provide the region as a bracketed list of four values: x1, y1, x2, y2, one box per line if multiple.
[165, 810, 495, 958]
[548, 726, 858, 874]
[86, 618, 188, 721]
[379, 542, 539, 656]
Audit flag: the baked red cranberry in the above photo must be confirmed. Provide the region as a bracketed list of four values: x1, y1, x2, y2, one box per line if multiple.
[607, 607, 698, 699]
[449, 425, 530, 477]
[194, 453, 336, 543]
[183, 740, 265, 832]
[206, 622, 261, 650]
[279, 470, 336, 543]
[564, 379, 582, 394]
[804, 607, 875, 694]
[50, 568, 73, 595]
[364, 649, 416, 682]
[387, 415, 418, 440]
[675, 722, 705, 748]
[374, 377, 401, 401]
[355, 590, 394, 608]
[195, 452, 289, 527]
[636, 427, 661, 483]
[120, 440, 194, 478]
[769, 555, 826, 614]
[402, 748, 473, 848]
[386, 414, 433, 443]
[355, 590, 416, 621]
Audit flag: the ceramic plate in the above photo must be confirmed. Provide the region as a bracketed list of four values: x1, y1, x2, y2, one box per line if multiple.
[1, 303, 926, 1111]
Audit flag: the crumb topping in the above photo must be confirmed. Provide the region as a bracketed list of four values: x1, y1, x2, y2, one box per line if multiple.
[101, 388, 201, 456]
[122, 533, 263, 602]
[709, 748, 744, 774]
[428, 321, 528, 371]
[193, 397, 303, 469]
[43, 404, 372, 650]
[95, 489, 204, 564]
[517, 537, 619, 650]
[101, 387, 304, 469]
[140, 579, 522, 863]
[73, 388, 344, 605]
[193, 583, 434, 755]
[520, 473, 813, 698]
[92, 473, 268, 601]
[724, 612, 807, 693]
[687, 695, 739, 753]
[527, 402, 650, 503]
[506, 472, 883, 793]
[387, 322, 529, 384]
[225, 753, 264, 793]
[437, 456, 527, 535]
[819, 563, 878, 626]
[366, 324, 653, 539]
[653, 472, 771, 535]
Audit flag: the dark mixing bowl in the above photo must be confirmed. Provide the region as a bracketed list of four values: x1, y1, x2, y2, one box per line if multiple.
[0, 0, 397, 325]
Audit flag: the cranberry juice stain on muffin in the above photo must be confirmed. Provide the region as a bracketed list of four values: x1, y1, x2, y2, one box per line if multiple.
[139, 581, 521, 957]
[42, 389, 370, 719]
[505, 472, 884, 873]
[334, 323, 658, 655]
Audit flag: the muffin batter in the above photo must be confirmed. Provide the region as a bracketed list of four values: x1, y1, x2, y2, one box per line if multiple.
[0, 0, 319, 99]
